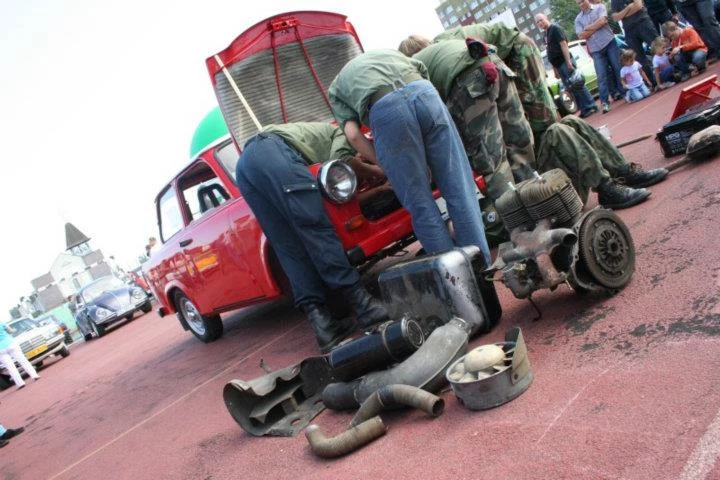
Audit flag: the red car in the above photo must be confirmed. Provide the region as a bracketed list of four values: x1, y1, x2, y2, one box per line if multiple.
[143, 11, 486, 342]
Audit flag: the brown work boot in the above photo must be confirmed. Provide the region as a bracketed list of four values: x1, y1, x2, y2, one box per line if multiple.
[341, 284, 390, 330]
[597, 178, 651, 209]
[615, 163, 668, 188]
[302, 304, 355, 354]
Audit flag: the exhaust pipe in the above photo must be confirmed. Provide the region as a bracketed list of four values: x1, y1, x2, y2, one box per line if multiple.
[322, 318, 470, 410]
[350, 384, 444, 428]
[305, 416, 386, 458]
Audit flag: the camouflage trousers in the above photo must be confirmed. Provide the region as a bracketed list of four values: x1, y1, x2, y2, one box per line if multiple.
[536, 116, 629, 203]
[446, 60, 535, 245]
[503, 32, 560, 144]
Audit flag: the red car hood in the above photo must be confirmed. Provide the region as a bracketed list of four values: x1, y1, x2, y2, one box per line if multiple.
[205, 11, 364, 148]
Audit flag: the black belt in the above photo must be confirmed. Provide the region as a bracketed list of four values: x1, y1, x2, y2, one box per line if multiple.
[368, 72, 425, 109]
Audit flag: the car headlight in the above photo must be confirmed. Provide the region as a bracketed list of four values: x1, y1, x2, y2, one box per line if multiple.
[95, 307, 112, 319]
[131, 287, 145, 299]
[318, 159, 357, 204]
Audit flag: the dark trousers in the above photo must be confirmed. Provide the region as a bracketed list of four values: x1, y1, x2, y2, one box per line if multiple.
[235, 133, 359, 308]
[624, 17, 659, 86]
[678, 0, 720, 54]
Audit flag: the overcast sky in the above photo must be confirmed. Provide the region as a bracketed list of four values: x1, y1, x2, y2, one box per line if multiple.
[0, 0, 444, 313]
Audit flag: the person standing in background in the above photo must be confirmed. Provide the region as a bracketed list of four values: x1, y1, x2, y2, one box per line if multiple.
[576, 0, 625, 113]
[535, 13, 598, 118]
[0, 320, 40, 389]
[675, 0, 720, 58]
[611, 0, 659, 88]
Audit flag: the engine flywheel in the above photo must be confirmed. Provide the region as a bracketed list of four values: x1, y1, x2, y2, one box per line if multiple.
[577, 209, 635, 289]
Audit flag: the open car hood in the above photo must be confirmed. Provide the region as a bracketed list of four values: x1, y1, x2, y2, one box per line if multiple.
[205, 11, 364, 148]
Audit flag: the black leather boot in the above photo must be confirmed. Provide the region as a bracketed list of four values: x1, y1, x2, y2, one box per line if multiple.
[341, 285, 390, 330]
[615, 162, 668, 188]
[302, 304, 355, 354]
[597, 178, 651, 210]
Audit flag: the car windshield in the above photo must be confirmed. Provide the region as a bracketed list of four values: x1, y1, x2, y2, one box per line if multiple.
[8, 319, 39, 336]
[81, 277, 126, 302]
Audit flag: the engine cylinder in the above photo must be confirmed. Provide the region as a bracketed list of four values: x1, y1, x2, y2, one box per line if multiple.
[496, 169, 583, 230]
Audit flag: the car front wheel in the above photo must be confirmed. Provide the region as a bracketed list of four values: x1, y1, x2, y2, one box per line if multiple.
[173, 291, 223, 343]
[140, 302, 152, 314]
[59, 345, 70, 357]
[90, 320, 105, 338]
[556, 89, 578, 116]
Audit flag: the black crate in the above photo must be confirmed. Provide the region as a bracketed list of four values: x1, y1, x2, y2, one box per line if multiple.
[657, 98, 720, 157]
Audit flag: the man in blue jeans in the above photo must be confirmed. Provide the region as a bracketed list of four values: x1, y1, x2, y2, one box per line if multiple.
[611, 0, 659, 87]
[536, 13, 598, 118]
[576, 0, 625, 113]
[329, 50, 492, 266]
[235, 123, 390, 353]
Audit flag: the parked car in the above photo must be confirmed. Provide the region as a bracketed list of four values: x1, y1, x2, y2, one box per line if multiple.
[0, 317, 69, 390]
[128, 267, 152, 296]
[143, 11, 487, 343]
[542, 40, 599, 115]
[75, 276, 152, 340]
[36, 313, 73, 344]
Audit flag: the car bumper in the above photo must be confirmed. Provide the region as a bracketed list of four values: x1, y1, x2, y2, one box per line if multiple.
[96, 299, 151, 325]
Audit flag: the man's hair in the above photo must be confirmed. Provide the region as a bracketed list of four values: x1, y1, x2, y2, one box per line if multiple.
[662, 21, 679, 37]
[398, 35, 431, 57]
[620, 49, 636, 64]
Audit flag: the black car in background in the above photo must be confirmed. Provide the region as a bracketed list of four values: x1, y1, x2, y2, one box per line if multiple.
[75, 276, 152, 340]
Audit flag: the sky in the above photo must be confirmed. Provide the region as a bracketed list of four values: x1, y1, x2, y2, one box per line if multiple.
[0, 0, 445, 313]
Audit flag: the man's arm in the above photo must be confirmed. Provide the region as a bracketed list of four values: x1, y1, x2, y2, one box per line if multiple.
[343, 120, 378, 165]
[612, 0, 643, 21]
[559, 39, 575, 71]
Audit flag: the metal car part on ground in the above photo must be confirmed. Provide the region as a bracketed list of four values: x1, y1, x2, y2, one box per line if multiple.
[0, 318, 69, 390]
[446, 327, 533, 410]
[491, 169, 636, 300]
[378, 246, 502, 338]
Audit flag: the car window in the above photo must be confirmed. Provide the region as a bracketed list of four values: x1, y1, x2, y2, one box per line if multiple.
[159, 186, 183, 242]
[8, 319, 38, 336]
[178, 161, 230, 222]
[81, 277, 126, 302]
[214, 140, 240, 184]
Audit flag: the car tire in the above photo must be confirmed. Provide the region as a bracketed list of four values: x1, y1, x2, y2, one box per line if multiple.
[0, 375, 12, 390]
[556, 90, 578, 116]
[140, 302, 152, 314]
[90, 320, 105, 338]
[173, 291, 223, 343]
[59, 345, 71, 357]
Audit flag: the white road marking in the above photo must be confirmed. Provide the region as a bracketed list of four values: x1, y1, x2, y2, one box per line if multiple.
[678, 408, 720, 480]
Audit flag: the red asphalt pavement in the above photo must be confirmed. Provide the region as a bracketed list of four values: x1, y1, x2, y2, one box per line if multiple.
[2, 69, 720, 480]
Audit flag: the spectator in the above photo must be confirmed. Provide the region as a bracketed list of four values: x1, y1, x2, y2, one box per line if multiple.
[0, 424, 24, 448]
[651, 36, 681, 86]
[611, 0, 659, 87]
[235, 123, 389, 353]
[398, 35, 534, 245]
[664, 20, 708, 78]
[645, 0, 680, 32]
[620, 49, 653, 101]
[145, 237, 159, 257]
[576, 0, 625, 113]
[535, 13, 598, 119]
[329, 50, 492, 264]
[0, 320, 40, 389]
[675, 0, 720, 58]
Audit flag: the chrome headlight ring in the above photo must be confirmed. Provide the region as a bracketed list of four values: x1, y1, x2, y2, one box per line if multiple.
[318, 159, 357, 204]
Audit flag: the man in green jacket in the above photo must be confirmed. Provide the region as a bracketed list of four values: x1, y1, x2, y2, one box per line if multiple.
[235, 122, 389, 353]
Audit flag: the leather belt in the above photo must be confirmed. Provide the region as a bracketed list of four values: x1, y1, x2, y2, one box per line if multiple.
[368, 72, 425, 110]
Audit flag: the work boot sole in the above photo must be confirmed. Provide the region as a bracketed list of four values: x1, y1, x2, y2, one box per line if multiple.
[602, 190, 651, 209]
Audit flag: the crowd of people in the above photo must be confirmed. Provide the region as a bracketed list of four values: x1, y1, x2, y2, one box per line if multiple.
[537, 0, 719, 115]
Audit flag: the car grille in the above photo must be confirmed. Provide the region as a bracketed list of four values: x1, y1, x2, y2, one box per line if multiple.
[19, 334, 46, 353]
